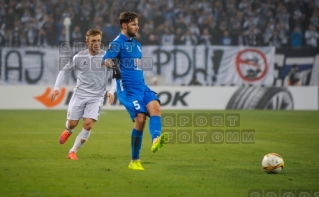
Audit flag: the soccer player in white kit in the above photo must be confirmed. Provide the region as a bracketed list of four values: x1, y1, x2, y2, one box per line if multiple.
[50, 29, 116, 160]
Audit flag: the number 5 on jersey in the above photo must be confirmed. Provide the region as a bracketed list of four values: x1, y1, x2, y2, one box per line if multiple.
[133, 100, 140, 110]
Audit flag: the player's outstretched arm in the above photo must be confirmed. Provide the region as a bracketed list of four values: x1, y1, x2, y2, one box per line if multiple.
[50, 55, 76, 103]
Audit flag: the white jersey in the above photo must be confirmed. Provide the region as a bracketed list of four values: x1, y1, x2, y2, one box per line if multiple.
[53, 49, 116, 98]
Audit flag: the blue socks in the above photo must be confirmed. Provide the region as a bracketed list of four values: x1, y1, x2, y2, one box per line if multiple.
[131, 128, 143, 160]
[149, 116, 162, 141]
[131, 116, 162, 160]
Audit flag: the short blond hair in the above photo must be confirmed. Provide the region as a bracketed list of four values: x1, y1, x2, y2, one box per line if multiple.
[85, 29, 102, 41]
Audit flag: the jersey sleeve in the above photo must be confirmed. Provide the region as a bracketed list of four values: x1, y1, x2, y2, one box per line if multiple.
[53, 55, 77, 90]
[103, 41, 121, 60]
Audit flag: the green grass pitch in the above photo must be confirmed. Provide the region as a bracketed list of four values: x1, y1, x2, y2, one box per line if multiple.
[0, 110, 318, 197]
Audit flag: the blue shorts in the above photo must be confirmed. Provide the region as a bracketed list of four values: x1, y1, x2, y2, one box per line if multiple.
[117, 84, 159, 121]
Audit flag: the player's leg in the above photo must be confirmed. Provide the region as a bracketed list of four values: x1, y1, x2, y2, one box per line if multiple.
[144, 89, 169, 153]
[68, 98, 103, 160]
[59, 96, 83, 144]
[146, 100, 161, 141]
[129, 113, 146, 170]
[59, 119, 79, 144]
[118, 91, 147, 170]
[68, 118, 95, 160]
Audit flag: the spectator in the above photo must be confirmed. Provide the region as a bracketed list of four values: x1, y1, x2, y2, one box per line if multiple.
[0, 28, 5, 47]
[242, 15, 257, 31]
[212, 0, 224, 23]
[257, 10, 274, 32]
[5, 8, 15, 47]
[0, 1, 7, 22]
[173, 27, 183, 45]
[42, 16, 57, 47]
[276, 4, 290, 25]
[1, 0, 318, 49]
[78, 3, 92, 36]
[288, 64, 300, 86]
[58, 28, 66, 44]
[188, 21, 200, 39]
[238, 0, 250, 13]
[144, 1, 157, 20]
[198, 28, 212, 46]
[220, 30, 232, 46]
[89, 16, 103, 30]
[309, 6, 319, 29]
[290, 2, 306, 30]
[12, 26, 22, 47]
[263, 21, 275, 45]
[101, 19, 119, 43]
[36, 8, 48, 33]
[230, 22, 243, 46]
[290, 26, 303, 47]
[175, 18, 187, 32]
[146, 33, 159, 45]
[305, 24, 319, 47]
[153, 10, 165, 27]
[198, 14, 214, 34]
[276, 19, 289, 46]
[37, 27, 47, 47]
[136, 12, 146, 32]
[72, 25, 83, 43]
[161, 27, 174, 46]
[207, 21, 221, 45]
[180, 30, 197, 45]
[244, 29, 262, 46]
[268, 30, 282, 47]
[25, 21, 38, 46]
[162, 4, 175, 25]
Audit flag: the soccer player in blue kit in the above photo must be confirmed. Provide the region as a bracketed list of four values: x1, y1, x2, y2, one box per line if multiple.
[102, 11, 169, 170]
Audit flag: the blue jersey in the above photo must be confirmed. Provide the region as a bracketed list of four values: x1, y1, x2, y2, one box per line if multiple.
[103, 33, 144, 89]
[103, 33, 159, 121]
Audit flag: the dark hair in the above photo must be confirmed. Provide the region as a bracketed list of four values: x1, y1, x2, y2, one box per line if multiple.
[119, 11, 138, 27]
[85, 29, 102, 40]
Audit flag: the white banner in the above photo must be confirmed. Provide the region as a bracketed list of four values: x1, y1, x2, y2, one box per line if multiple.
[0, 46, 274, 86]
[0, 86, 317, 110]
[143, 46, 275, 86]
[0, 48, 60, 85]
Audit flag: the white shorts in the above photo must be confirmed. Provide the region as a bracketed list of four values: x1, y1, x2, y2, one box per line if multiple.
[67, 95, 104, 121]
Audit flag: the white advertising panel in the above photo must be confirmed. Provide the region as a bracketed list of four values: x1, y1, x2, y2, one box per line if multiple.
[0, 86, 317, 110]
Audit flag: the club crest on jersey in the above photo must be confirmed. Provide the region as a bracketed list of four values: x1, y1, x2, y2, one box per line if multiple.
[134, 58, 142, 71]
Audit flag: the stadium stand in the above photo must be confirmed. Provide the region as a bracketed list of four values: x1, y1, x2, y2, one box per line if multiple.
[0, 0, 319, 48]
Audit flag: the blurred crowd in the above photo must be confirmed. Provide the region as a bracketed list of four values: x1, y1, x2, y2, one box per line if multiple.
[1, 0, 319, 48]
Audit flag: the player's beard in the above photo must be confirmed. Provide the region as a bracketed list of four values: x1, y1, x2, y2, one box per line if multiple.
[127, 26, 137, 37]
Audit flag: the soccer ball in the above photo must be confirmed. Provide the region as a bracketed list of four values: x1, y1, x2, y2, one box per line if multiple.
[262, 153, 284, 174]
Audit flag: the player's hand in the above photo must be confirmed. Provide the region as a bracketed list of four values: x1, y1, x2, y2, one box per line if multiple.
[107, 92, 114, 105]
[103, 59, 115, 68]
[49, 90, 59, 103]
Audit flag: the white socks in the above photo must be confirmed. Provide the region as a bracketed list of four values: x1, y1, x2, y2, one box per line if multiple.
[70, 128, 91, 153]
[65, 120, 74, 133]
